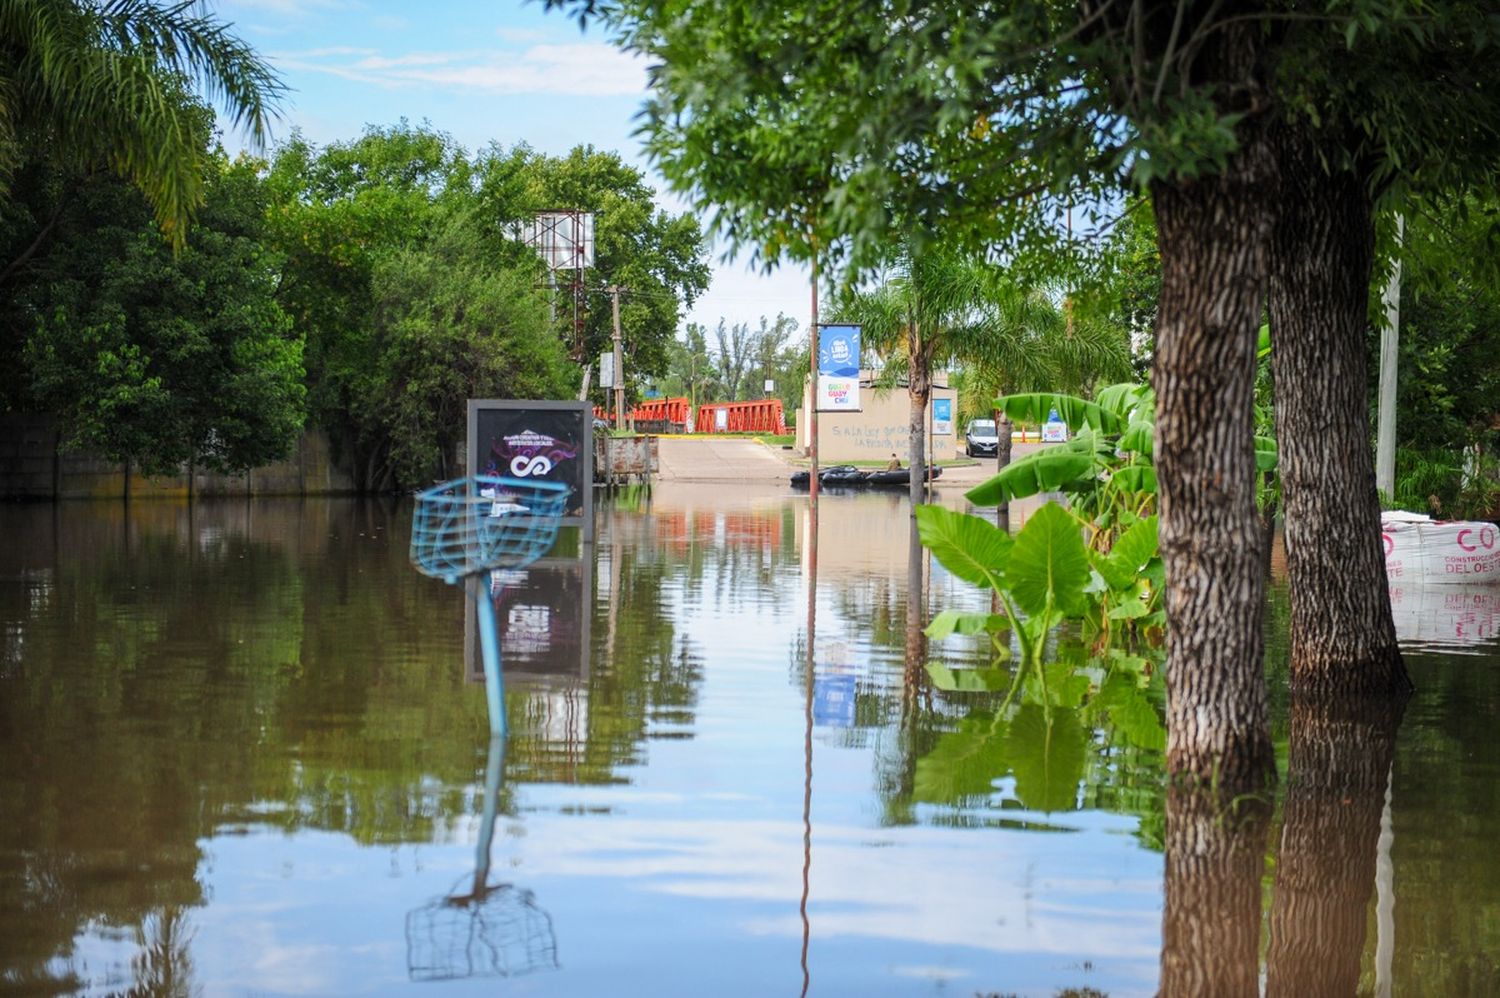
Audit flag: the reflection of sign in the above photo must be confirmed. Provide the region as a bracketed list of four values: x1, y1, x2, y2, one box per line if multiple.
[470, 400, 593, 534]
[817, 324, 861, 411]
[932, 398, 952, 436]
[1389, 583, 1500, 651]
[468, 559, 590, 682]
[814, 675, 857, 728]
[504, 604, 552, 656]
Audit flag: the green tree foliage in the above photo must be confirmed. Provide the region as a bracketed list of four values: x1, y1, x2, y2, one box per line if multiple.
[0, 0, 282, 243]
[21, 150, 304, 474]
[370, 215, 570, 486]
[266, 126, 708, 489]
[475, 144, 711, 394]
[658, 321, 720, 406]
[1371, 197, 1500, 519]
[746, 312, 806, 414]
[1383, 198, 1500, 457]
[1075, 199, 1160, 380]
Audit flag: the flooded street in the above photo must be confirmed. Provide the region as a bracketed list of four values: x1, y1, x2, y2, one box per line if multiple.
[2, 488, 1497, 995]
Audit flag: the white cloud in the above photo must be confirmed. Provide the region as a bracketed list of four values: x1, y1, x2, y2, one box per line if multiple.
[281, 41, 647, 97]
[275, 44, 377, 58]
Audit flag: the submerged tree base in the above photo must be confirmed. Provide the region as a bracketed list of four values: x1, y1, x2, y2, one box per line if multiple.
[1286, 646, 1415, 699]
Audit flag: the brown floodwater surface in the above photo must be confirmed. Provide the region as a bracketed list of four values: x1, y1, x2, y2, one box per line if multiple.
[0, 491, 1496, 995]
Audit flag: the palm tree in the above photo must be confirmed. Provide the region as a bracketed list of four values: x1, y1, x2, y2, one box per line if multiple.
[0, 0, 282, 246]
[832, 244, 1129, 509]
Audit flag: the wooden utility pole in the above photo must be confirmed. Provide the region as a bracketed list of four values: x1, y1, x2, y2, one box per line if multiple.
[610, 285, 625, 429]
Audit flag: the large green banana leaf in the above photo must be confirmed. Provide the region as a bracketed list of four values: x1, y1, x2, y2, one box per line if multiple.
[914, 504, 1012, 587]
[966, 449, 1097, 506]
[994, 393, 1123, 434]
[1117, 419, 1153, 456]
[1254, 436, 1278, 472]
[1094, 382, 1153, 420]
[1007, 502, 1091, 619]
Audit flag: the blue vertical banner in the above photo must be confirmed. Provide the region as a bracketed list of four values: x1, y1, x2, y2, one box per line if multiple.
[931, 397, 952, 436]
[816, 324, 861, 411]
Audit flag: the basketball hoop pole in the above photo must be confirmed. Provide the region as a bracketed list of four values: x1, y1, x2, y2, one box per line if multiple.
[410, 475, 567, 738]
[475, 583, 505, 736]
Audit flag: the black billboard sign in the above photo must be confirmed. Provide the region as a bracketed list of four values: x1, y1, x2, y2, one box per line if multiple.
[467, 399, 593, 539]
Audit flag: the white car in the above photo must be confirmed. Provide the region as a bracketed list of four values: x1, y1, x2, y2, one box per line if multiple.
[964, 419, 999, 457]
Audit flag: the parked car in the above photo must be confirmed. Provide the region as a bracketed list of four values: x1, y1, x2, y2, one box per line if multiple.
[964, 418, 999, 457]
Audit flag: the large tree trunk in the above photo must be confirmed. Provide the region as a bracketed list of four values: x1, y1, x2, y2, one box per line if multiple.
[1150, 126, 1277, 789]
[1159, 787, 1272, 997]
[1268, 124, 1411, 696]
[1264, 693, 1407, 996]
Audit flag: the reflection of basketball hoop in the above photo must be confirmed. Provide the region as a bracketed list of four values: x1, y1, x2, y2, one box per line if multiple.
[405, 739, 558, 982]
[410, 475, 567, 736]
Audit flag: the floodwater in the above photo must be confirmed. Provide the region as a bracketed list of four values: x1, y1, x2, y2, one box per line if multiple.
[1, 487, 1496, 996]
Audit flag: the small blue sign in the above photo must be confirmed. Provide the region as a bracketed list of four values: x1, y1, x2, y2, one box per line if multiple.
[814, 674, 858, 728]
[817, 324, 861, 378]
[932, 398, 952, 422]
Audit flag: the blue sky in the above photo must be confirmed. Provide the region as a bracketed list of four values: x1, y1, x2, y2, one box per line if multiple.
[214, 0, 812, 342]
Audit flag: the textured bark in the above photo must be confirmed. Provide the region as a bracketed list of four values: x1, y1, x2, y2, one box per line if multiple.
[1269, 124, 1412, 696]
[907, 351, 931, 509]
[1159, 787, 1272, 997]
[1265, 694, 1407, 996]
[1151, 119, 1276, 789]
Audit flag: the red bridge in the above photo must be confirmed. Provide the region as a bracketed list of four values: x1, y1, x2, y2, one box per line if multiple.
[694, 399, 787, 435]
[595, 396, 787, 435]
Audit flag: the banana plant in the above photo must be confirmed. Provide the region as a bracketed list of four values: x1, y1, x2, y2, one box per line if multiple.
[964, 382, 1277, 550]
[918, 501, 1121, 662]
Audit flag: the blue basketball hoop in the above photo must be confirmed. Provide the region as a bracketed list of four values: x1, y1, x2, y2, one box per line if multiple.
[410, 475, 569, 734]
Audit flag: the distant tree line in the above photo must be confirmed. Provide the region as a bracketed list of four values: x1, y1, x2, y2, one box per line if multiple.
[0, 3, 709, 492]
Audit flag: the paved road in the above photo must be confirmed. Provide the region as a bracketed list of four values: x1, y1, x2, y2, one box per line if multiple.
[655, 436, 1045, 485]
[656, 436, 796, 482]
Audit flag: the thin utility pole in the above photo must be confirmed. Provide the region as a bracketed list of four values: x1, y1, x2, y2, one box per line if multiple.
[809, 256, 820, 511]
[1375, 216, 1403, 497]
[610, 285, 626, 430]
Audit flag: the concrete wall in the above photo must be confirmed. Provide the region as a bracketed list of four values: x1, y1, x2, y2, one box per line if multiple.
[0, 416, 357, 499]
[794, 372, 960, 463]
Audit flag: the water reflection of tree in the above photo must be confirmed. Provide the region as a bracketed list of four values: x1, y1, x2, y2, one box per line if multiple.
[126, 906, 199, 998]
[0, 515, 301, 989]
[0, 500, 509, 989]
[1160, 693, 1407, 997]
[885, 645, 1170, 839]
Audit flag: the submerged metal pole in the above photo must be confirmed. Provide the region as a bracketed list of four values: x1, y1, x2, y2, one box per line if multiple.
[474, 582, 506, 737]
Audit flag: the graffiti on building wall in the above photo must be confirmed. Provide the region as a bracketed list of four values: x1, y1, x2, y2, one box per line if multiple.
[829, 424, 919, 450]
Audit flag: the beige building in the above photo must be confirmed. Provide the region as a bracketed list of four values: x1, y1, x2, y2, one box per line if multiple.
[795, 370, 959, 463]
